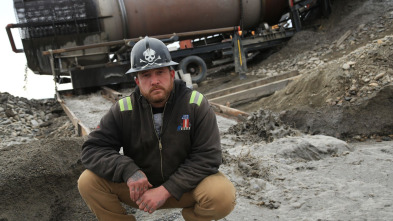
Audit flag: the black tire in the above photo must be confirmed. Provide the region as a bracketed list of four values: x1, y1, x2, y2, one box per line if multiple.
[320, 0, 332, 18]
[179, 56, 207, 84]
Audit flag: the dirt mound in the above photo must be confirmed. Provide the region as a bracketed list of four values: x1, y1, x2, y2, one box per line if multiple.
[235, 0, 393, 139]
[0, 138, 92, 221]
[259, 35, 393, 138]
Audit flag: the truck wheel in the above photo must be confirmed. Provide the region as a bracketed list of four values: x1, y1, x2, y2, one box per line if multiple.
[320, 0, 332, 18]
[179, 56, 207, 84]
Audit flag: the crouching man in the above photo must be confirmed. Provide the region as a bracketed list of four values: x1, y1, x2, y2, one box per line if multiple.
[78, 36, 236, 221]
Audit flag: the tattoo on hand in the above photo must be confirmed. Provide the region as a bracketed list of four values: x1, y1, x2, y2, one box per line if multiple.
[131, 170, 145, 181]
[157, 200, 165, 208]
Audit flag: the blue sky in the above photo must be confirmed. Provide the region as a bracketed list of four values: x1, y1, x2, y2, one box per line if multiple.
[0, 1, 55, 99]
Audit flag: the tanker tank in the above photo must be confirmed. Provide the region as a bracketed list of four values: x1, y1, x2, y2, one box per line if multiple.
[11, 0, 289, 76]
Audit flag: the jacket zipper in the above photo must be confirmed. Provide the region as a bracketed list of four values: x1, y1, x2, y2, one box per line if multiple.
[158, 140, 164, 181]
[150, 104, 166, 182]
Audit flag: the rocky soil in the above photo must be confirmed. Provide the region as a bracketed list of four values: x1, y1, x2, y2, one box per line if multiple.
[199, 0, 393, 140]
[1, 0, 393, 220]
[0, 93, 77, 147]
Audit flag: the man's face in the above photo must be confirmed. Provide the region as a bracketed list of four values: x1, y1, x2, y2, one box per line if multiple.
[135, 67, 175, 108]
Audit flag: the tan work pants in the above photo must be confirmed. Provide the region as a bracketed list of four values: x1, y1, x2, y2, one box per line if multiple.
[78, 169, 236, 221]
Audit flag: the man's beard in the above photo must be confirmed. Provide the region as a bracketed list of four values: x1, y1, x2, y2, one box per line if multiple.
[143, 81, 173, 106]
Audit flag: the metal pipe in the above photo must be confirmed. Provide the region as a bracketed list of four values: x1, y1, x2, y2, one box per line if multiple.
[42, 26, 236, 56]
[5, 24, 23, 53]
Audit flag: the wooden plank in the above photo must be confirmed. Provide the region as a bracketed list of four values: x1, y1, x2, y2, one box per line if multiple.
[101, 86, 123, 103]
[336, 30, 352, 47]
[56, 92, 91, 136]
[209, 76, 298, 106]
[210, 102, 249, 121]
[205, 70, 299, 99]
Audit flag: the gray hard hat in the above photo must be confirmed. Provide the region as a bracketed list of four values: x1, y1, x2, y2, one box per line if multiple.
[126, 36, 178, 75]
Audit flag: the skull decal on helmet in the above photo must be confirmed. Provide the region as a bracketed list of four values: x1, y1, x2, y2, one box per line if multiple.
[140, 48, 161, 65]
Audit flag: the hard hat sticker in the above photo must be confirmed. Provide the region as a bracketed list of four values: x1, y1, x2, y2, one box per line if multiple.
[140, 48, 162, 68]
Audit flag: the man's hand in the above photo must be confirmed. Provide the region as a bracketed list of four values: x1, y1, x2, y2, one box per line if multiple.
[127, 170, 152, 201]
[136, 186, 171, 214]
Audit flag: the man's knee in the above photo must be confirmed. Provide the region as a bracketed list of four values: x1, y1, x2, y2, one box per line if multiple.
[195, 172, 236, 217]
[78, 169, 101, 197]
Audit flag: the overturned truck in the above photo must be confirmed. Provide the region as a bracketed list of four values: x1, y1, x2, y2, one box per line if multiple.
[6, 0, 331, 90]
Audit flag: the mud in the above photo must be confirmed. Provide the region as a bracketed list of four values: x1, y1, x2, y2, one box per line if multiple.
[227, 109, 301, 143]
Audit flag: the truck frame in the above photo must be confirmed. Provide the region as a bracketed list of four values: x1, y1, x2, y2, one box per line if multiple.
[6, 0, 332, 91]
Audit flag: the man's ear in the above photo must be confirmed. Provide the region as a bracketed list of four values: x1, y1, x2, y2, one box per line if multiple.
[170, 69, 175, 79]
[134, 76, 140, 85]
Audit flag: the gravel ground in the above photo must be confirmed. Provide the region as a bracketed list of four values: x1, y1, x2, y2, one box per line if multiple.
[1, 0, 393, 220]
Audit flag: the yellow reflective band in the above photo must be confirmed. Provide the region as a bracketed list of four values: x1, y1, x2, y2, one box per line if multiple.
[119, 99, 125, 111]
[197, 93, 203, 106]
[189, 91, 197, 104]
[189, 91, 203, 106]
[126, 97, 132, 110]
[119, 97, 132, 111]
